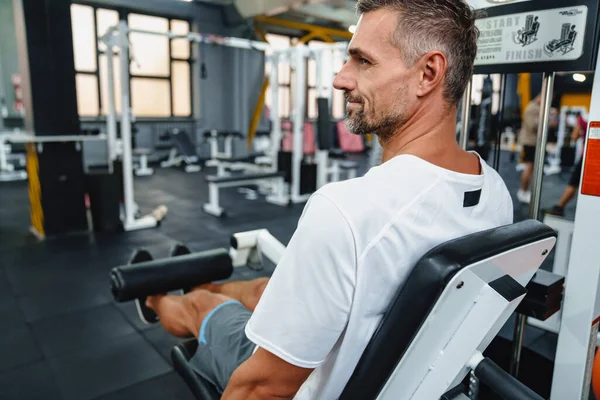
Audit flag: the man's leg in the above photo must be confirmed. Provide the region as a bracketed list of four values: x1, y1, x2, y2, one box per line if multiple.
[195, 277, 270, 312]
[146, 290, 232, 339]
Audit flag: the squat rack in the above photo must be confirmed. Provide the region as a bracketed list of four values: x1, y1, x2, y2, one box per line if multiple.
[267, 41, 349, 203]
[99, 22, 269, 231]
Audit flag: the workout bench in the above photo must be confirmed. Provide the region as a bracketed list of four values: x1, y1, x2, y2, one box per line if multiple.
[109, 220, 556, 399]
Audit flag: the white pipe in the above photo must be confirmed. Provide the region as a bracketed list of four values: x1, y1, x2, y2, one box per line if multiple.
[270, 53, 281, 170]
[292, 47, 307, 201]
[118, 20, 135, 227]
[106, 46, 117, 166]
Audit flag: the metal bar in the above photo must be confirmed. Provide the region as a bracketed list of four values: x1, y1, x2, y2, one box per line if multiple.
[291, 47, 307, 202]
[118, 20, 136, 227]
[106, 48, 118, 165]
[494, 74, 507, 171]
[509, 72, 555, 378]
[529, 72, 555, 221]
[271, 54, 281, 170]
[6, 134, 107, 143]
[459, 80, 473, 150]
[254, 16, 353, 40]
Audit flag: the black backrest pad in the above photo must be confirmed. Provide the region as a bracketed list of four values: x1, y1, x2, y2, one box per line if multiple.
[338, 219, 556, 400]
[316, 97, 332, 150]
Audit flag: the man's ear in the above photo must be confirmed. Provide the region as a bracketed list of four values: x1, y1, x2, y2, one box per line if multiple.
[416, 51, 447, 98]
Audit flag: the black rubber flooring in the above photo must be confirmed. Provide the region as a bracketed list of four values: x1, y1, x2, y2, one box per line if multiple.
[0, 150, 583, 399]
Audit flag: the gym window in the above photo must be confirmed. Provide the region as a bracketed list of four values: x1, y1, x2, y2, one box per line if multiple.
[70, 4, 192, 119]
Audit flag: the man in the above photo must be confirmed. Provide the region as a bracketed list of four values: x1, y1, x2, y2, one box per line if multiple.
[141, 1, 513, 398]
[546, 112, 588, 216]
[517, 93, 541, 204]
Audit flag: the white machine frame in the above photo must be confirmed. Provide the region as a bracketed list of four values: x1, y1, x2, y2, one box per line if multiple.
[268, 42, 355, 203]
[100, 22, 269, 230]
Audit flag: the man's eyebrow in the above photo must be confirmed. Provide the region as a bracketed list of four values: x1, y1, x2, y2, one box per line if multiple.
[348, 47, 376, 61]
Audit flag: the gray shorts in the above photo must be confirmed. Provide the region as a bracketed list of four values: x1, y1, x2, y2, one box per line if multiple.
[188, 300, 255, 393]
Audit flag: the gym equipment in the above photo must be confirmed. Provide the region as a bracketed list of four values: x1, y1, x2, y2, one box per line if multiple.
[202, 172, 287, 217]
[204, 130, 243, 166]
[0, 132, 27, 181]
[268, 42, 353, 204]
[160, 128, 201, 173]
[100, 23, 270, 229]
[108, 220, 556, 399]
[466, 1, 600, 397]
[203, 130, 270, 177]
[133, 148, 153, 176]
[110, 248, 233, 303]
[545, 106, 587, 175]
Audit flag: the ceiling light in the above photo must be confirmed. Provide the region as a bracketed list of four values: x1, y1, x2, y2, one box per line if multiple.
[348, 25, 356, 33]
[180, 0, 193, 2]
[573, 73, 586, 82]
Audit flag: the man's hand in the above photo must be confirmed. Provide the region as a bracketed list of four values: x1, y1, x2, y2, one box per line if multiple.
[221, 347, 313, 400]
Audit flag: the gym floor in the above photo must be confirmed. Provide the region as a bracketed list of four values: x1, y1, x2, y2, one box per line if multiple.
[0, 150, 581, 400]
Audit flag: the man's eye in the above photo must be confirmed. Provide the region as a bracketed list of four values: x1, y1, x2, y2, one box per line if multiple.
[359, 57, 370, 65]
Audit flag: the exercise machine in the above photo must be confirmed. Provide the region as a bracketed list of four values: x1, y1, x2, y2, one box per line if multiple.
[109, 219, 557, 399]
[463, 1, 600, 397]
[100, 22, 270, 227]
[0, 131, 27, 181]
[160, 128, 201, 173]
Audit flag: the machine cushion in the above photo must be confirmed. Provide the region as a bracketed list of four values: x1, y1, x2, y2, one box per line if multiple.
[339, 161, 358, 170]
[329, 149, 348, 159]
[214, 152, 265, 163]
[205, 172, 285, 184]
[338, 219, 556, 399]
[110, 248, 233, 302]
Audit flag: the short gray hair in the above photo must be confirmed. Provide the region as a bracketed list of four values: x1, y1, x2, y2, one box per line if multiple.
[356, 0, 481, 106]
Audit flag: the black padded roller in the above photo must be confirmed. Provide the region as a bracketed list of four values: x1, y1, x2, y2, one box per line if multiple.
[110, 248, 233, 302]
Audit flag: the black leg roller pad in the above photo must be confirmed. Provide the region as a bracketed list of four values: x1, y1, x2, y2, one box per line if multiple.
[110, 248, 233, 303]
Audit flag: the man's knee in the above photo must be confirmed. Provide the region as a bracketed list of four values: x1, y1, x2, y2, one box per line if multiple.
[183, 290, 232, 333]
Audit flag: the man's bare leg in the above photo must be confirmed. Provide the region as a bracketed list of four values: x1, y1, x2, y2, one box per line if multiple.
[195, 277, 270, 312]
[146, 290, 232, 340]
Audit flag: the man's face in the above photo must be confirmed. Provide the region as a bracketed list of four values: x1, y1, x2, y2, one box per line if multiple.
[333, 9, 419, 142]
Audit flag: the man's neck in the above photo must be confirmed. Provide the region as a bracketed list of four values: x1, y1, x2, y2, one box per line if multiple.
[381, 102, 459, 164]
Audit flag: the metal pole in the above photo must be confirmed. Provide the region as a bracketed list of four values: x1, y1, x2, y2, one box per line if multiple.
[494, 74, 507, 171]
[270, 54, 280, 172]
[459, 80, 473, 150]
[529, 72, 555, 221]
[509, 71, 555, 378]
[106, 45, 117, 172]
[118, 20, 135, 227]
[291, 47, 306, 202]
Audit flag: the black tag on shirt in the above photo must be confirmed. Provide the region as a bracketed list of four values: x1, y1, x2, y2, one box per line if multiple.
[463, 189, 482, 207]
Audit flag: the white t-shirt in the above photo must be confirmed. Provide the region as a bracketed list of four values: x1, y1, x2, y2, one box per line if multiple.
[245, 153, 513, 399]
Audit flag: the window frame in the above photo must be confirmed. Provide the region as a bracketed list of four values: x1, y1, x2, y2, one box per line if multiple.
[71, 1, 194, 120]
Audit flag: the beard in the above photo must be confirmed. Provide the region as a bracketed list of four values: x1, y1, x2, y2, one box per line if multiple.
[343, 89, 409, 144]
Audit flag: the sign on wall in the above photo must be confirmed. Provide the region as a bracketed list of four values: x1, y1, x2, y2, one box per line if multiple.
[474, 6, 588, 66]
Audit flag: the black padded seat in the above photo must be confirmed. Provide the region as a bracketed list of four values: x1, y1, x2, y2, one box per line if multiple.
[203, 131, 244, 139]
[205, 171, 285, 184]
[214, 151, 265, 163]
[172, 220, 556, 400]
[328, 149, 347, 159]
[339, 161, 358, 170]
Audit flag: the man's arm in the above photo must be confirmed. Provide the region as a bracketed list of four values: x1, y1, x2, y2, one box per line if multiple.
[222, 348, 313, 400]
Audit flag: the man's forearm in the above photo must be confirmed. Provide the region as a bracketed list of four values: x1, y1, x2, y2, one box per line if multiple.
[221, 369, 295, 400]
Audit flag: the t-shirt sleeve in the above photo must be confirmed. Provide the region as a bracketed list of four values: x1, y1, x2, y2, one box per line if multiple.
[245, 193, 357, 369]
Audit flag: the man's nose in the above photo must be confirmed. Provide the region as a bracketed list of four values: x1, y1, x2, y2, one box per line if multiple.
[333, 62, 355, 92]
